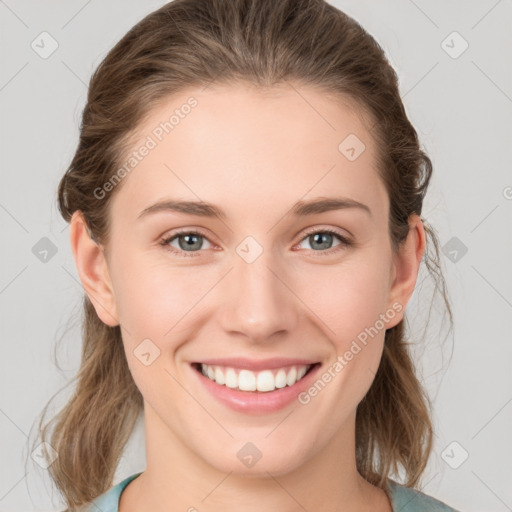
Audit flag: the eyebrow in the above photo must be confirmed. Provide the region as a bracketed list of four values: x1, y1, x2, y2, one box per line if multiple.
[137, 196, 372, 220]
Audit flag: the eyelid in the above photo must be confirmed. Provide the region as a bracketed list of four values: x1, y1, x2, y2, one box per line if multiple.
[299, 225, 352, 242]
[160, 227, 215, 243]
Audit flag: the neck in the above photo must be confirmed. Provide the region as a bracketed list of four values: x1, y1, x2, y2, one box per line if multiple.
[119, 404, 392, 512]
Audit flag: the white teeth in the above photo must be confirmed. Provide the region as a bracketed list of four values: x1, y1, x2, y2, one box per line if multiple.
[225, 368, 238, 388]
[214, 367, 225, 385]
[274, 369, 287, 389]
[238, 370, 256, 391]
[199, 363, 312, 392]
[286, 367, 297, 386]
[256, 370, 275, 392]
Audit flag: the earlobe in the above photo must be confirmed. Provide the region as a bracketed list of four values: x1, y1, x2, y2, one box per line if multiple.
[386, 214, 426, 329]
[69, 211, 119, 327]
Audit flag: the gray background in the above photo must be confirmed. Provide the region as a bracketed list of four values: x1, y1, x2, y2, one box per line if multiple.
[1, 0, 511, 510]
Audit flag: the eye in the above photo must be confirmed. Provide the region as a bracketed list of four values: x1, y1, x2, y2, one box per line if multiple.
[295, 228, 352, 255]
[159, 227, 353, 258]
[160, 230, 213, 258]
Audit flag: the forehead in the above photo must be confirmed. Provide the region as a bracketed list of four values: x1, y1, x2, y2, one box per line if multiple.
[110, 82, 387, 222]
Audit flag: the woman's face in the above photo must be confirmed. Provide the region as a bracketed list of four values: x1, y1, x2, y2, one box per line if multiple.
[77, 82, 422, 476]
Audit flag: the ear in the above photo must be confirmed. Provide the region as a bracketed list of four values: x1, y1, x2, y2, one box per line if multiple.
[69, 211, 119, 327]
[385, 214, 426, 329]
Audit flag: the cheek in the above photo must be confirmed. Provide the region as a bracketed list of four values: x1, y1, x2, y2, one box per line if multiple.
[299, 265, 391, 422]
[305, 260, 391, 341]
[301, 259, 391, 408]
[110, 250, 215, 357]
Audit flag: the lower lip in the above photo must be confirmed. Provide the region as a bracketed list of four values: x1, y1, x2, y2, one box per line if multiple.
[191, 363, 322, 414]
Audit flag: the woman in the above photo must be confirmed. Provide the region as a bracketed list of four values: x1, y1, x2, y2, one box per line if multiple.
[37, 0, 460, 510]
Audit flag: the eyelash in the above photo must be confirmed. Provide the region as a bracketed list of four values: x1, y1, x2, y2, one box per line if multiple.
[159, 227, 353, 259]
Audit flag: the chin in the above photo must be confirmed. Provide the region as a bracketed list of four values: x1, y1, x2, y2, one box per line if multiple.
[198, 440, 310, 478]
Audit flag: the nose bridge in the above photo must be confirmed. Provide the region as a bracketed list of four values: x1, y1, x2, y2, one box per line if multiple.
[218, 244, 298, 341]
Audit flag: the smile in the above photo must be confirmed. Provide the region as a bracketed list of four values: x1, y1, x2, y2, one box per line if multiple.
[195, 363, 313, 392]
[190, 360, 322, 414]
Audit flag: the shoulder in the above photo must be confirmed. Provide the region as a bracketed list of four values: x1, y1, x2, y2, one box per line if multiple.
[386, 479, 461, 512]
[84, 472, 143, 512]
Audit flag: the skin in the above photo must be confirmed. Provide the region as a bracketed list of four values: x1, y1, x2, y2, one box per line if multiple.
[70, 81, 425, 512]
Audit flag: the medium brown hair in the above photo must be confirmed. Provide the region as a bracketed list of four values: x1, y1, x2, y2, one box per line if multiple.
[32, 0, 453, 509]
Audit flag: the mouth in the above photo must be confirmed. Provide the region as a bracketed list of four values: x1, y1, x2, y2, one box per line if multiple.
[191, 362, 319, 393]
[190, 358, 323, 414]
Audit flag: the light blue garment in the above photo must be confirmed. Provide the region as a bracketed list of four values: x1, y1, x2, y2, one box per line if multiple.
[87, 472, 461, 511]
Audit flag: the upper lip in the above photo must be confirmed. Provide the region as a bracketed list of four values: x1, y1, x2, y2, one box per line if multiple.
[193, 357, 319, 371]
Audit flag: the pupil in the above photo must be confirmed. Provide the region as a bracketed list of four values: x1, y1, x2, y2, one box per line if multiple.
[311, 233, 332, 250]
[180, 234, 202, 251]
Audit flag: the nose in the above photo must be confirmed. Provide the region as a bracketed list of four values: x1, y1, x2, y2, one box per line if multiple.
[217, 249, 299, 344]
